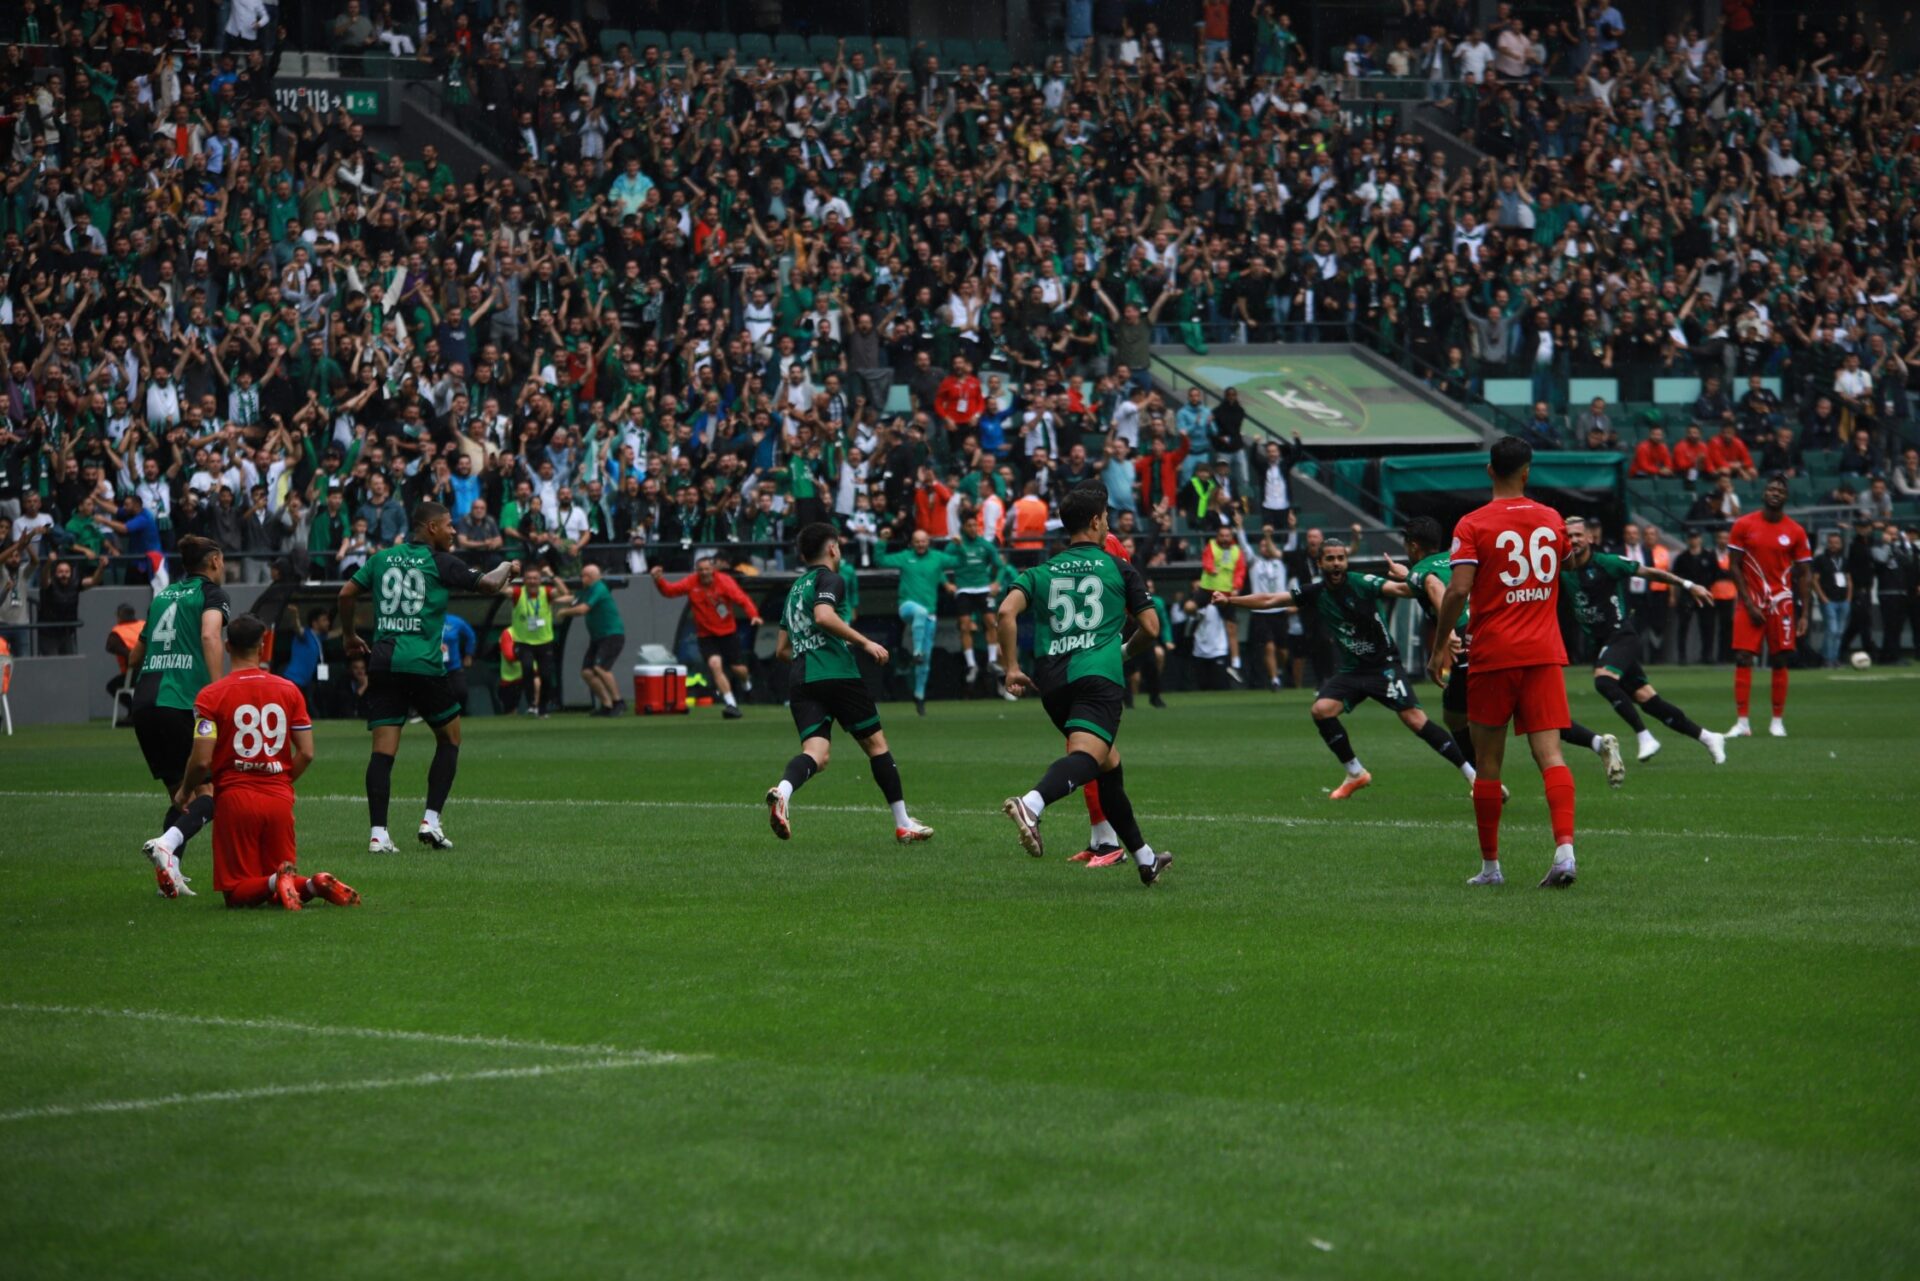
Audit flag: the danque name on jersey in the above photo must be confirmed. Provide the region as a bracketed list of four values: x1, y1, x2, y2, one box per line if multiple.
[379, 615, 428, 633]
[1505, 586, 1553, 603]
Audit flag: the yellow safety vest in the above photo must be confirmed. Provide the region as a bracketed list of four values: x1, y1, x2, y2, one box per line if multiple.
[1198, 542, 1241, 593]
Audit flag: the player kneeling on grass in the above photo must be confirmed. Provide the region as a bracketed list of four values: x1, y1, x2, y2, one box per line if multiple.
[1429, 437, 1578, 889]
[177, 615, 358, 911]
[766, 523, 933, 844]
[997, 483, 1171, 887]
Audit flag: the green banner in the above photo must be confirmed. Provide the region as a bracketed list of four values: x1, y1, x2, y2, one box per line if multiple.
[1376, 451, 1626, 520]
[1157, 351, 1482, 446]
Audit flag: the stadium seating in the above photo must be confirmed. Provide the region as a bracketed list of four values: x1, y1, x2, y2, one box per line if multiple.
[668, 31, 706, 58]
[1482, 378, 1533, 407]
[873, 36, 910, 66]
[941, 38, 978, 67]
[1567, 377, 1619, 406]
[807, 35, 841, 62]
[976, 38, 1013, 71]
[701, 31, 737, 58]
[773, 33, 810, 63]
[631, 28, 669, 54]
[737, 32, 774, 59]
[599, 27, 631, 54]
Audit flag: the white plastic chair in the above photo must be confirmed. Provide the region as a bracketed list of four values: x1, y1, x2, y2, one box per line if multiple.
[0, 653, 11, 736]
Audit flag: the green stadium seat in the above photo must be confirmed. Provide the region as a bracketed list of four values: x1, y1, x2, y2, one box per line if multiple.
[883, 383, 913, 417]
[702, 31, 738, 58]
[630, 28, 668, 54]
[738, 32, 774, 59]
[667, 31, 705, 58]
[941, 38, 978, 66]
[1653, 376, 1702, 407]
[599, 27, 631, 55]
[976, 38, 1012, 71]
[773, 33, 809, 63]
[873, 36, 909, 66]
[807, 35, 841, 62]
[1482, 378, 1532, 407]
[1567, 377, 1618, 406]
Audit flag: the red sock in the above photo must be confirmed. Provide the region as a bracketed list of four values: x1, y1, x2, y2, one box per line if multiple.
[1771, 667, 1788, 716]
[1542, 763, 1576, 847]
[1083, 778, 1105, 825]
[1471, 778, 1504, 860]
[222, 877, 274, 908]
[1734, 666, 1752, 716]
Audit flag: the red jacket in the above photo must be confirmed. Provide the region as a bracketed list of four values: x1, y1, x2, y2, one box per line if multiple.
[913, 482, 954, 537]
[934, 375, 984, 428]
[1630, 439, 1673, 476]
[1132, 438, 1191, 511]
[655, 570, 757, 637]
[1707, 435, 1753, 473]
[1673, 438, 1711, 473]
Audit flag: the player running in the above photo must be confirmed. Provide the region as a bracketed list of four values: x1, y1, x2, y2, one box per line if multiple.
[1399, 518, 1627, 787]
[767, 523, 933, 843]
[1560, 516, 1726, 764]
[997, 484, 1171, 886]
[1429, 437, 1578, 888]
[1727, 475, 1813, 738]
[130, 535, 230, 899]
[944, 513, 1015, 698]
[176, 615, 358, 910]
[1071, 531, 1145, 869]
[651, 555, 760, 719]
[337, 501, 519, 853]
[1217, 538, 1478, 799]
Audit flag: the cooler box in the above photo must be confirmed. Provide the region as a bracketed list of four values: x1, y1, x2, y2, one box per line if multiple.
[632, 664, 688, 715]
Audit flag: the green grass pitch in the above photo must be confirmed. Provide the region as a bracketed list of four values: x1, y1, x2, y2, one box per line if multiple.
[3, 668, 1916, 1279]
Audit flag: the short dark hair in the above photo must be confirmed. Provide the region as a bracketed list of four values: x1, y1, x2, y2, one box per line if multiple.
[795, 522, 840, 563]
[1059, 482, 1108, 535]
[412, 500, 450, 532]
[1401, 516, 1444, 551]
[1489, 435, 1533, 479]
[177, 535, 221, 573]
[226, 614, 267, 654]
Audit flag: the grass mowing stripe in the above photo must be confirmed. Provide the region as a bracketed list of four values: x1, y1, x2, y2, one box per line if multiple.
[6, 788, 1914, 850]
[0, 1002, 697, 1061]
[0, 1057, 680, 1124]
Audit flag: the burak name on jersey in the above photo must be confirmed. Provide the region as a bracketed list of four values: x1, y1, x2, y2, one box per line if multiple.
[1046, 632, 1100, 656]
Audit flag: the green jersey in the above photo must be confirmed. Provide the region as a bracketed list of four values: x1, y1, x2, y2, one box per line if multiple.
[1010, 542, 1151, 688]
[577, 579, 623, 638]
[943, 535, 1005, 591]
[1292, 573, 1397, 672]
[349, 538, 484, 676]
[1561, 551, 1638, 644]
[137, 574, 230, 710]
[874, 546, 948, 610]
[783, 565, 862, 684]
[1407, 551, 1470, 659]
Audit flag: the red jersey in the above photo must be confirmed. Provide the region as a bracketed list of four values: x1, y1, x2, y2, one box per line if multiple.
[655, 570, 756, 637]
[1450, 495, 1569, 672]
[1728, 511, 1811, 607]
[1103, 533, 1130, 562]
[192, 668, 312, 797]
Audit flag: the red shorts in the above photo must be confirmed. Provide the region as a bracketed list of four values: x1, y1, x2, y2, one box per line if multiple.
[1732, 600, 1795, 655]
[1468, 663, 1571, 735]
[211, 790, 297, 890]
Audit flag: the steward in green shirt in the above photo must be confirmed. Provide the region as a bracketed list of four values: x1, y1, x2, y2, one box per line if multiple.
[558, 563, 628, 715]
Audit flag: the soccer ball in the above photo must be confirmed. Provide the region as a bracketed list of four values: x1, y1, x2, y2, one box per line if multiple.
[1850, 651, 1873, 670]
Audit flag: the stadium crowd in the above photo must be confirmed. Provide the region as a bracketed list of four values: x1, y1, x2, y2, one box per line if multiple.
[2, 1, 1918, 678]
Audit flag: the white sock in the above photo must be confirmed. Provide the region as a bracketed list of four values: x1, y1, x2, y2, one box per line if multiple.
[890, 800, 909, 827]
[267, 872, 279, 893]
[1461, 761, 1477, 781]
[987, 643, 1000, 663]
[1345, 758, 1365, 778]
[1132, 842, 1157, 868]
[1697, 727, 1716, 743]
[1231, 656, 1242, 668]
[1590, 737, 1607, 756]
[156, 826, 185, 855]
[723, 691, 737, 708]
[963, 649, 977, 670]
[1733, 716, 1750, 728]
[371, 826, 389, 844]
[775, 780, 794, 802]
[1553, 842, 1576, 868]
[1637, 729, 1658, 749]
[1483, 859, 1501, 875]
[1021, 789, 1046, 818]
[1090, 819, 1118, 848]
[422, 809, 440, 828]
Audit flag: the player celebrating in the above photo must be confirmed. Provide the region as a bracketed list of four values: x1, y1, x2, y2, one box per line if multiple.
[1217, 539, 1479, 799]
[767, 523, 933, 843]
[997, 484, 1171, 886]
[337, 501, 519, 853]
[874, 529, 949, 715]
[1428, 437, 1577, 888]
[944, 512, 1013, 696]
[1400, 518, 1626, 787]
[651, 555, 760, 719]
[176, 615, 358, 910]
[130, 535, 230, 899]
[1560, 517, 1726, 763]
[1727, 475, 1813, 737]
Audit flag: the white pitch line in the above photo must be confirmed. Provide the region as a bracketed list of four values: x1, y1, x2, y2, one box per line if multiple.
[0, 1057, 671, 1124]
[2, 789, 1914, 849]
[0, 1002, 694, 1061]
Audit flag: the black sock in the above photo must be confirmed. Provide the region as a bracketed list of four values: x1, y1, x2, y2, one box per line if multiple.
[1099, 763, 1146, 853]
[174, 794, 216, 845]
[1450, 726, 1478, 768]
[1642, 695, 1703, 739]
[161, 804, 181, 835]
[1141, 657, 1163, 696]
[1415, 719, 1466, 767]
[366, 752, 396, 828]
[1561, 721, 1599, 751]
[1594, 675, 1647, 732]
[867, 750, 905, 805]
[1034, 750, 1101, 806]
[781, 753, 818, 793]
[1314, 715, 1356, 764]
[426, 741, 459, 813]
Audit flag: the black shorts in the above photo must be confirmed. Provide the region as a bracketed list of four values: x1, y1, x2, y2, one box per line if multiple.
[697, 632, 742, 667]
[1444, 662, 1469, 716]
[366, 670, 463, 730]
[1319, 664, 1421, 714]
[790, 678, 882, 743]
[132, 705, 195, 782]
[953, 588, 994, 619]
[1594, 630, 1650, 692]
[583, 633, 626, 671]
[448, 668, 470, 708]
[1248, 611, 1289, 648]
[1040, 675, 1126, 745]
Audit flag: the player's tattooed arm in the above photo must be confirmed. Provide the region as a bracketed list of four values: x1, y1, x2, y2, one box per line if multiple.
[336, 577, 368, 657]
[1641, 565, 1713, 604]
[1377, 578, 1416, 600]
[477, 558, 522, 594]
[1214, 589, 1293, 610]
